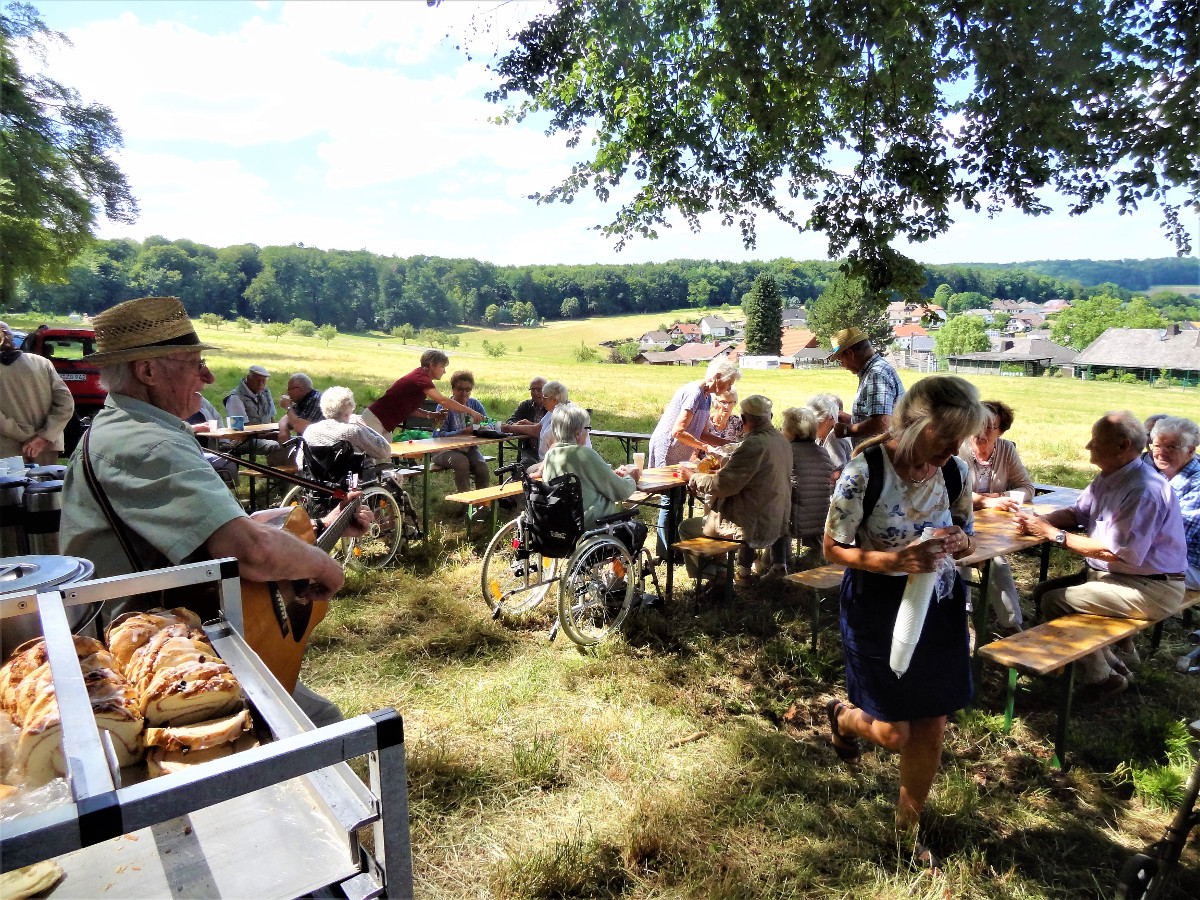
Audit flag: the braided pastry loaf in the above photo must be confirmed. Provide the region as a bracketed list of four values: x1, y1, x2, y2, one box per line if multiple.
[0, 636, 143, 787]
[106, 608, 249, 777]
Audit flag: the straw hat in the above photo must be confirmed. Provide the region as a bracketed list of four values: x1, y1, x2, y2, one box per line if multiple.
[85, 296, 220, 366]
[829, 326, 871, 359]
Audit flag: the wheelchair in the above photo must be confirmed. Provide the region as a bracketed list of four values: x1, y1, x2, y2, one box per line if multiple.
[479, 463, 661, 647]
[1116, 717, 1200, 899]
[278, 441, 415, 569]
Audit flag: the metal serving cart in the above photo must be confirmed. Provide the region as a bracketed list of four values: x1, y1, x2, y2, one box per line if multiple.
[0, 558, 414, 899]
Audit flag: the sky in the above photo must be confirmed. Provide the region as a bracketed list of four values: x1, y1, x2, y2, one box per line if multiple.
[25, 0, 1200, 268]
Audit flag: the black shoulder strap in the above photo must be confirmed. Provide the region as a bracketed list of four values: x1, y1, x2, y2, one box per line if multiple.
[942, 456, 963, 506]
[862, 443, 884, 522]
[81, 428, 144, 572]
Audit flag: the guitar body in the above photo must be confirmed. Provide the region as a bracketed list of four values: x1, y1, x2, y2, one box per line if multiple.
[240, 506, 327, 692]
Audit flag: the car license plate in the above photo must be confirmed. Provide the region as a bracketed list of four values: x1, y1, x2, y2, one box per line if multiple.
[60, 374, 86, 381]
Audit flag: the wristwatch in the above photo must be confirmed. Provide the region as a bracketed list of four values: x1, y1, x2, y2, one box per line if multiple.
[1053, 530, 1067, 545]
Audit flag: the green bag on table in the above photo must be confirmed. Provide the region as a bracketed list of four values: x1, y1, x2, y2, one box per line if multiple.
[396, 428, 431, 441]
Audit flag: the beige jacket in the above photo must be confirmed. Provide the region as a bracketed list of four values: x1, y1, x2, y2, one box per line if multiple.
[0, 352, 75, 458]
[690, 422, 792, 548]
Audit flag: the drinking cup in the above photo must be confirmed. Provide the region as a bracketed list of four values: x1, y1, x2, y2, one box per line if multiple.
[632, 452, 645, 471]
[1007, 489, 1026, 505]
[205, 419, 218, 431]
[229, 415, 246, 431]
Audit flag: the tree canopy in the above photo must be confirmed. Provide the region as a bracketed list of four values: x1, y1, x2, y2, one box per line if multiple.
[486, 0, 1198, 293]
[1050, 293, 1167, 350]
[808, 275, 891, 349]
[934, 314, 990, 357]
[0, 2, 137, 304]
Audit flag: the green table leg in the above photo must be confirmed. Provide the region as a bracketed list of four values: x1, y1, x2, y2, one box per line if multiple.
[970, 559, 993, 698]
[811, 589, 821, 651]
[724, 550, 734, 604]
[1004, 667, 1018, 733]
[1053, 662, 1077, 771]
[665, 487, 681, 603]
[490, 500, 499, 536]
[422, 454, 431, 540]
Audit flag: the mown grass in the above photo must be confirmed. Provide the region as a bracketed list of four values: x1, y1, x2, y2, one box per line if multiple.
[16, 309, 1200, 897]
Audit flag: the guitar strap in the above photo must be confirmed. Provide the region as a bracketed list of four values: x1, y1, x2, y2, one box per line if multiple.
[81, 428, 144, 573]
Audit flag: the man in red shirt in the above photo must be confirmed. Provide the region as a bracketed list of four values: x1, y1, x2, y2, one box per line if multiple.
[362, 349, 483, 439]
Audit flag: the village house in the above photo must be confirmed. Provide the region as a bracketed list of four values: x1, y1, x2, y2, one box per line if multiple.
[1043, 298, 1072, 312]
[638, 330, 675, 351]
[781, 308, 807, 328]
[891, 323, 934, 353]
[669, 322, 701, 343]
[887, 301, 947, 328]
[962, 308, 996, 325]
[632, 349, 682, 365]
[673, 341, 735, 366]
[1071, 325, 1200, 385]
[1004, 313, 1046, 334]
[731, 328, 819, 368]
[699, 315, 731, 338]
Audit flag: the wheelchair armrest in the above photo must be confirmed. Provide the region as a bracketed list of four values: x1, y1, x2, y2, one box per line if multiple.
[494, 461, 524, 479]
[595, 508, 638, 527]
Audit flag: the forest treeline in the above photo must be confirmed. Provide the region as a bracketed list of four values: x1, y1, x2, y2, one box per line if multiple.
[12, 236, 1199, 331]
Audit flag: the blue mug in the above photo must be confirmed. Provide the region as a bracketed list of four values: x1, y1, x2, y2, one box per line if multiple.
[228, 415, 246, 431]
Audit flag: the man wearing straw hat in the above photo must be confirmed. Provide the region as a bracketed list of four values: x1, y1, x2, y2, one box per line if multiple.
[60, 296, 369, 726]
[828, 326, 905, 444]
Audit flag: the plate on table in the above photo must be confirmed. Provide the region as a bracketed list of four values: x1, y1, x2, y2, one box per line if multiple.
[472, 428, 511, 439]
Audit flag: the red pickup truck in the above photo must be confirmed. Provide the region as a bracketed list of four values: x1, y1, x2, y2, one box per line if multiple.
[19, 325, 106, 452]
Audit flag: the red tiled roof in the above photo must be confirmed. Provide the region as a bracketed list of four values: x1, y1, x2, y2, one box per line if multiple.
[893, 324, 928, 337]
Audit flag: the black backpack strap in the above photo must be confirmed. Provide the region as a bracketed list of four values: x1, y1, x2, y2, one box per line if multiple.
[861, 443, 884, 523]
[941, 456, 963, 507]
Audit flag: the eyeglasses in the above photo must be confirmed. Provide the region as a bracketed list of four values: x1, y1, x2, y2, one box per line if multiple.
[1150, 441, 1189, 453]
[160, 356, 208, 374]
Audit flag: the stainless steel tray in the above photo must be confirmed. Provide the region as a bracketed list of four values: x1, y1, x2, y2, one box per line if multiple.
[0, 559, 413, 899]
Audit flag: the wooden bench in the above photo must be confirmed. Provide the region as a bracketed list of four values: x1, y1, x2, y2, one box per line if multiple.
[672, 537, 741, 604]
[444, 480, 524, 536]
[241, 463, 298, 509]
[979, 589, 1200, 769]
[784, 564, 845, 649]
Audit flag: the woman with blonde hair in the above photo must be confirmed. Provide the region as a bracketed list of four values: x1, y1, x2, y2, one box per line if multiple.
[708, 388, 742, 442]
[822, 375, 986, 873]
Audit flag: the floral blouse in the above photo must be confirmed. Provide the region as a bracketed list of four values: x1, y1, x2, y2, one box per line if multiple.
[826, 448, 974, 600]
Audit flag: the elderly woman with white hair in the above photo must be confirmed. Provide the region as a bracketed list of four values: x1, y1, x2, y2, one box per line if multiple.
[301, 386, 392, 463]
[781, 406, 835, 569]
[536, 380, 591, 461]
[806, 393, 852, 477]
[648, 357, 742, 558]
[543, 404, 642, 531]
[678, 395, 792, 586]
[1146, 415, 1200, 590]
[708, 388, 742, 442]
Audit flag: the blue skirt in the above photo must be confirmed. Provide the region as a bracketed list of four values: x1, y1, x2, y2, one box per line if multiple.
[839, 568, 973, 723]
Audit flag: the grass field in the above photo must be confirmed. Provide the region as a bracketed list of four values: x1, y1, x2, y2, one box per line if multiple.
[10, 309, 1200, 897]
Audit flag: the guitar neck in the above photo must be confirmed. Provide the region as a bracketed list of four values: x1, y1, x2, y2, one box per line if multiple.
[316, 497, 362, 553]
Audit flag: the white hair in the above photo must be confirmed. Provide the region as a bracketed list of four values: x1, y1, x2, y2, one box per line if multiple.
[99, 362, 137, 394]
[551, 402, 589, 444]
[705, 356, 741, 384]
[782, 406, 818, 441]
[289, 372, 313, 390]
[806, 393, 840, 422]
[543, 380, 569, 403]
[1152, 416, 1199, 451]
[320, 386, 356, 422]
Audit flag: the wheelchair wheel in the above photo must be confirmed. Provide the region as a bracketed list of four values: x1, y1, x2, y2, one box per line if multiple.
[1116, 852, 1160, 900]
[557, 534, 636, 647]
[342, 486, 403, 569]
[481, 518, 558, 616]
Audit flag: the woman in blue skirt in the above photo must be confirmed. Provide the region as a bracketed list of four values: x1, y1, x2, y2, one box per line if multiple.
[822, 375, 986, 872]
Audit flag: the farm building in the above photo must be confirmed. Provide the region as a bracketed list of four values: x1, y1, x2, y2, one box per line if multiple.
[1071, 326, 1200, 385]
[946, 337, 1078, 377]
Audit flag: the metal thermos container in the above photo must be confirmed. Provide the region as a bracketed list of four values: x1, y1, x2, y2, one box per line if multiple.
[24, 464, 66, 482]
[0, 555, 97, 659]
[22, 479, 63, 556]
[0, 474, 28, 557]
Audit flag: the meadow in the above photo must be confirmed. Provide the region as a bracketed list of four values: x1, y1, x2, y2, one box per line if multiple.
[11, 310, 1200, 898]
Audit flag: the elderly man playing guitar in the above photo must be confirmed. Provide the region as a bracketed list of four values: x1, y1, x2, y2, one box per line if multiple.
[60, 295, 371, 726]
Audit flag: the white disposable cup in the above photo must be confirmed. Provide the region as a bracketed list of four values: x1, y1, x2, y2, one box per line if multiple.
[205, 419, 218, 431]
[632, 452, 646, 471]
[1007, 489, 1026, 505]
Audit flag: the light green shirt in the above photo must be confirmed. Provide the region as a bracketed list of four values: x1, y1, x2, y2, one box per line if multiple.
[61, 393, 247, 579]
[542, 443, 636, 530]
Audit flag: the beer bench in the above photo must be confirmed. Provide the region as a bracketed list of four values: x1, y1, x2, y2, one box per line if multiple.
[671, 536, 741, 604]
[443, 480, 523, 536]
[979, 589, 1200, 769]
[784, 564, 845, 649]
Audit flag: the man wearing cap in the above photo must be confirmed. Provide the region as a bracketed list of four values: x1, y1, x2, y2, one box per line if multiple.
[60, 296, 370, 726]
[678, 394, 792, 588]
[0, 321, 75, 464]
[224, 364, 292, 465]
[829, 326, 905, 443]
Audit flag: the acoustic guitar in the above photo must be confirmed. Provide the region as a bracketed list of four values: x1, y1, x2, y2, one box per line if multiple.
[240, 499, 361, 692]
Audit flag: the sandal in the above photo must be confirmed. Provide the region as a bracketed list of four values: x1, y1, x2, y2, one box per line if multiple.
[826, 698, 860, 764]
[912, 842, 944, 876]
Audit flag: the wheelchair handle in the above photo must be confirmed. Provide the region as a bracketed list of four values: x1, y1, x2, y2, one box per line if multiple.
[494, 462, 524, 480]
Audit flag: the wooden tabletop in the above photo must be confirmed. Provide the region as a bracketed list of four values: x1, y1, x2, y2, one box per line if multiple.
[632, 466, 690, 495]
[201, 422, 278, 440]
[958, 490, 1081, 566]
[390, 434, 509, 459]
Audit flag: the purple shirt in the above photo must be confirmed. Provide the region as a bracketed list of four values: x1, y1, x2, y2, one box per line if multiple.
[648, 381, 712, 468]
[1071, 456, 1188, 576]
